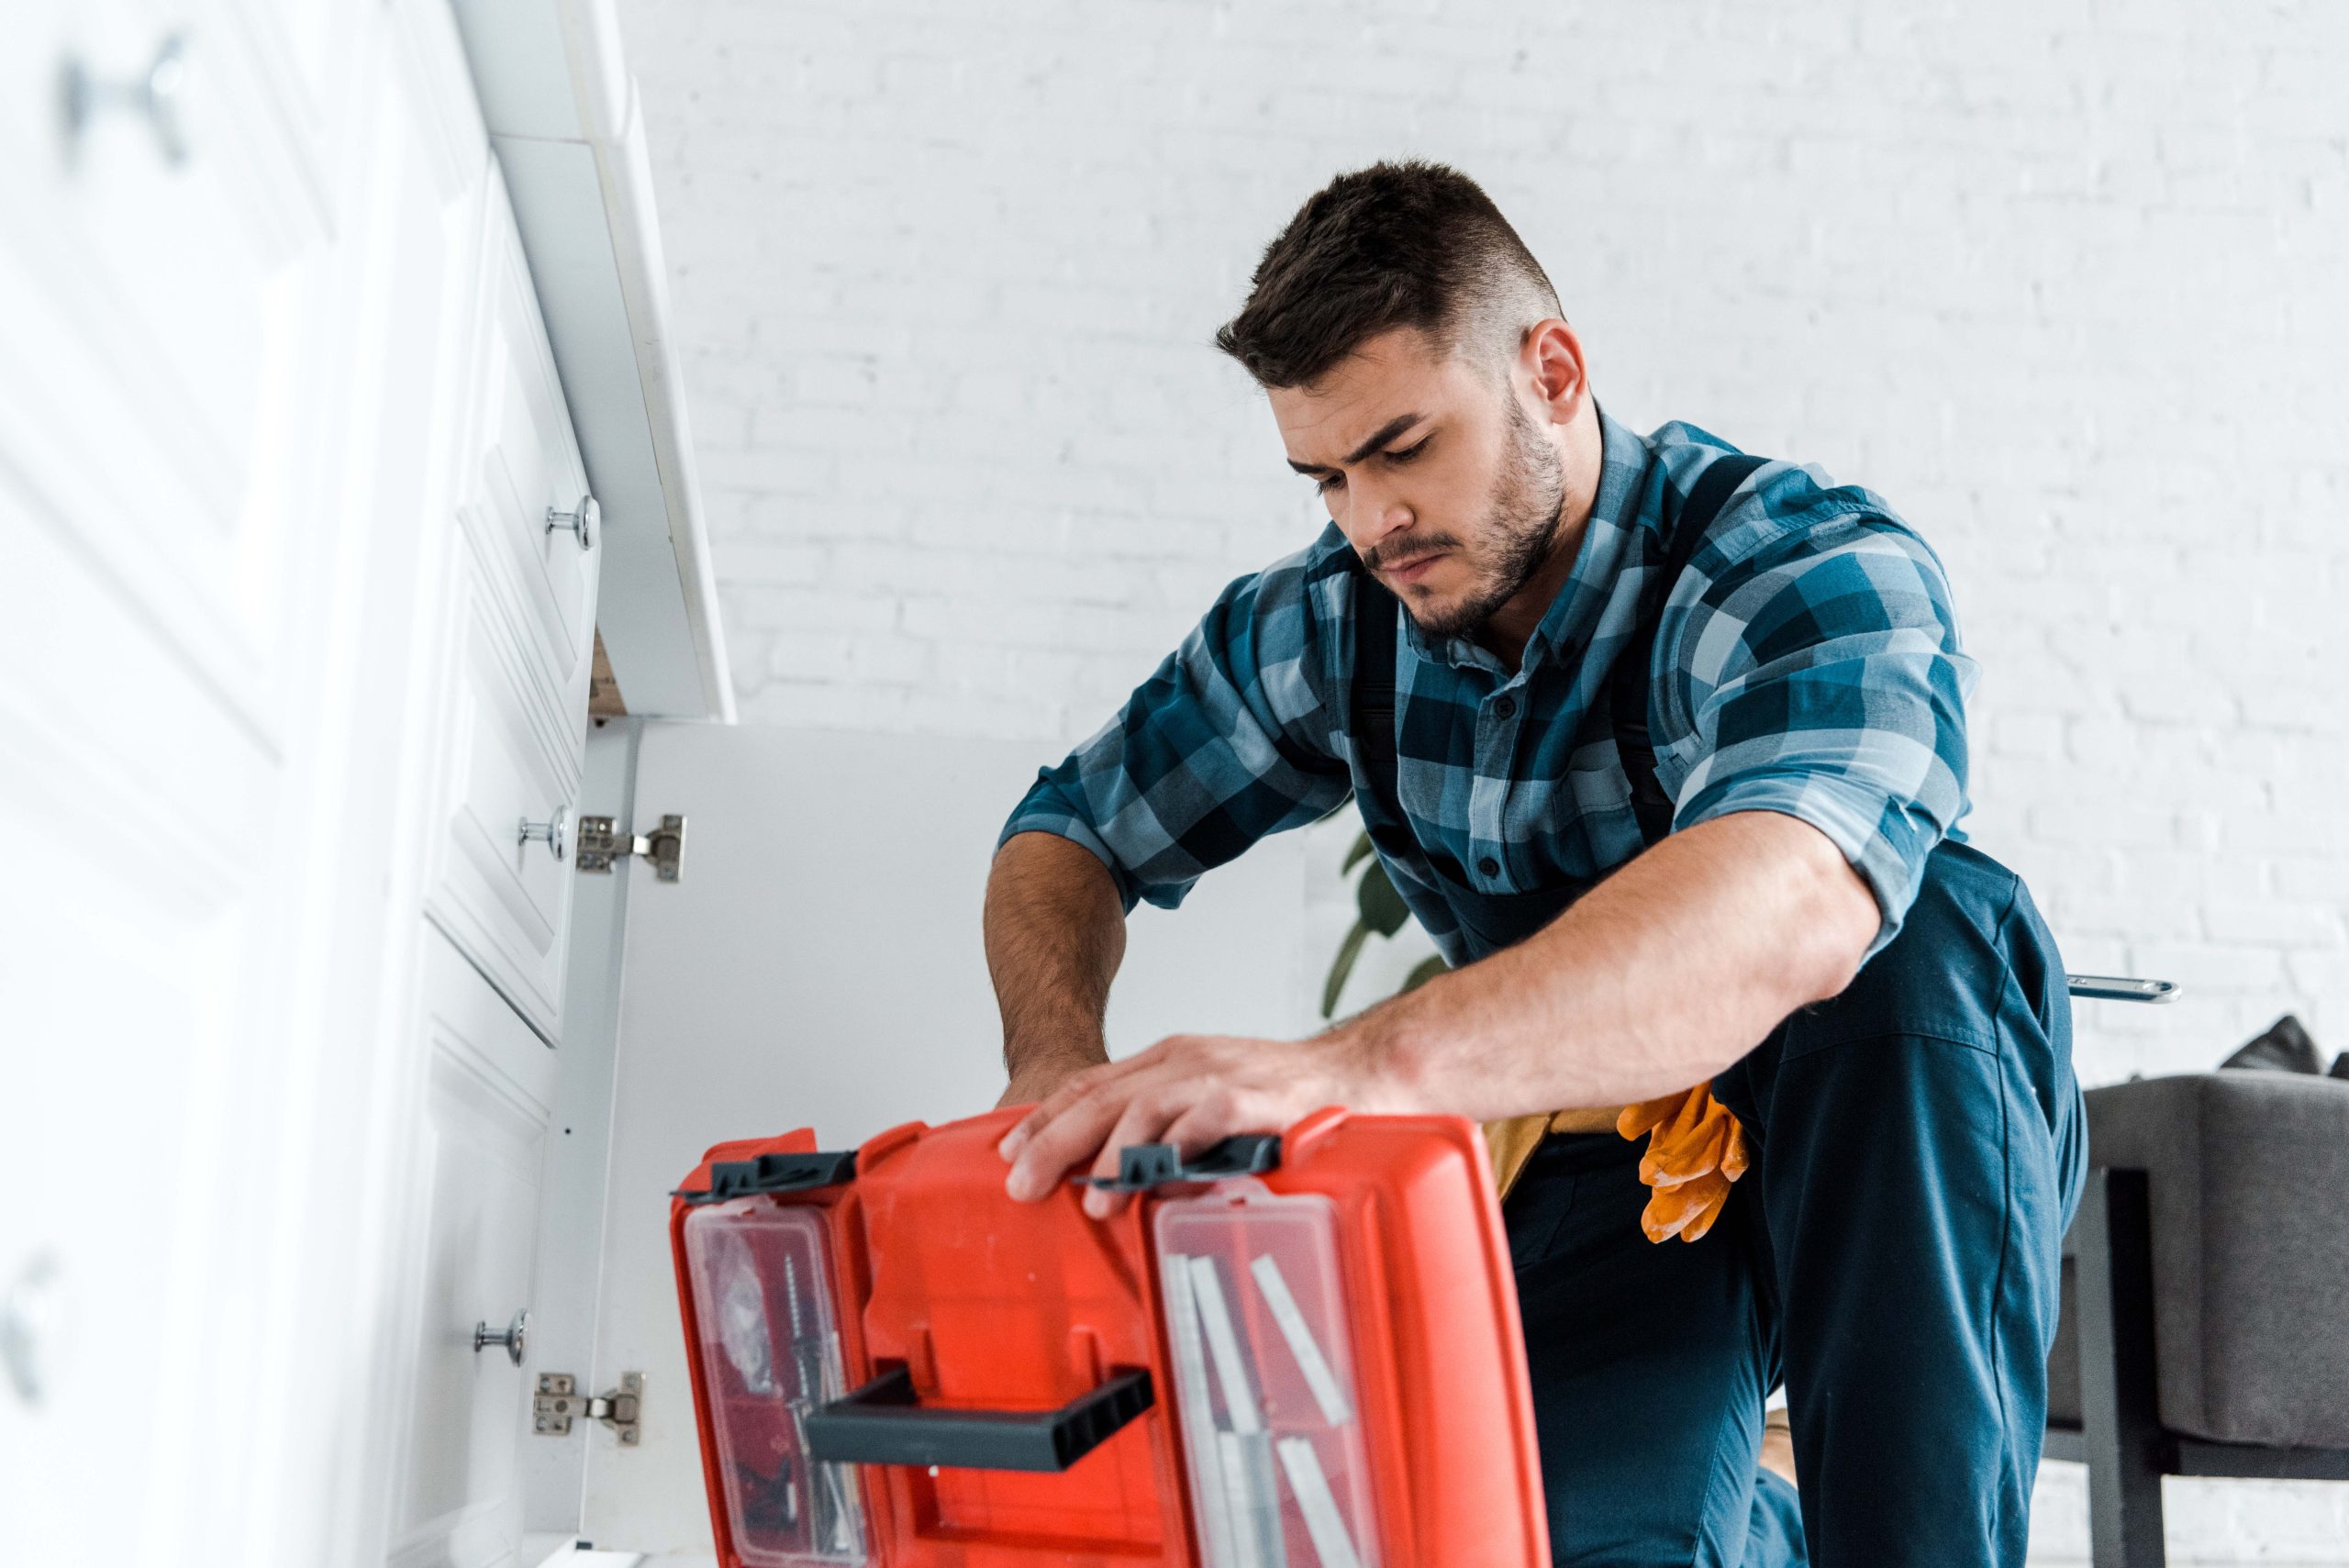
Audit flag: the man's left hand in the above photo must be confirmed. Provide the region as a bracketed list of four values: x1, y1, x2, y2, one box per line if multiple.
[997, 1030, 1399, 1218]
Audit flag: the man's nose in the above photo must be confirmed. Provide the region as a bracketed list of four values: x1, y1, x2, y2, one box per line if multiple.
[1343, 476, 1415, 555]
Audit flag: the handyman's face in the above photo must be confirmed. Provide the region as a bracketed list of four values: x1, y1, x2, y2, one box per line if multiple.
[1270, 327, 1562, 639]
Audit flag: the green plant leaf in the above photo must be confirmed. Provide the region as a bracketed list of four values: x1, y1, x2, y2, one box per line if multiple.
[1356, 859, 1410, 937]
[1399, 953, 1450, 993]
[1321, 922, 1371, 1018]
[1341, 830, 1375, 874]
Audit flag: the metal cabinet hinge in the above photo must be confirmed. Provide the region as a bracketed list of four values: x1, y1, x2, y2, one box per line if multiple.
[535, 1371, 643, 1445]
[576, 814, 685, 881]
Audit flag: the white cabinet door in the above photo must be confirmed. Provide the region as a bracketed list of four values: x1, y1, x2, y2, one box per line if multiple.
[0, 0, 343, 739]
[465, 171, 601, 709]
[385, 929, 561, 1568]
[0, 1, 349, 1563]
[422, 516, 589, 1039]
[420, 167, 601, 1040]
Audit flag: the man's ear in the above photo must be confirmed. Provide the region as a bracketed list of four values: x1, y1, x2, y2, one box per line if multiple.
[1520, 318, 1590, 424]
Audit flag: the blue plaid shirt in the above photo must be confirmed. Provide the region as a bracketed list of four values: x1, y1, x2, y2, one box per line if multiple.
[1002, 406, 1975, 964]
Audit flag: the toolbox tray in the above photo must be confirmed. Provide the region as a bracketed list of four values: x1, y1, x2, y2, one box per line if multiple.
[671, 1106, 1546, 1568]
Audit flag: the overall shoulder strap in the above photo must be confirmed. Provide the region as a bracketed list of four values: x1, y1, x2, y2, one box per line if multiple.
[1350, 572, 1401, 798]
[1613, 452, 1772, 846]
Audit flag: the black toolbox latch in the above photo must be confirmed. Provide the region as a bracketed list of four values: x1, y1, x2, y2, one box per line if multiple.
[1088, 1134, 1281, 1192]
[676, 1149, 857, 1204]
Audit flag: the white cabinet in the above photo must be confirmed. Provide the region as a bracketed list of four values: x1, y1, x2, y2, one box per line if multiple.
[5, 3, 729, 1564]
[389, 145, 602, 1568]
[2, 6, 611, 1568]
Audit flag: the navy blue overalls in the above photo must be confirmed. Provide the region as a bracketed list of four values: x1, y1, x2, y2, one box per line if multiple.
[1347, 458, 2087, 1568]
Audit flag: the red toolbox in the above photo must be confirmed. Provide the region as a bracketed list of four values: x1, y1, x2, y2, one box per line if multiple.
[670, 1106, 1547, 1567]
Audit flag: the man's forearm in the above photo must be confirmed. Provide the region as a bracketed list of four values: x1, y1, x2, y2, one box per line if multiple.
[985, 831, 1129, 1079]
[1341, 811, 1882, 1118]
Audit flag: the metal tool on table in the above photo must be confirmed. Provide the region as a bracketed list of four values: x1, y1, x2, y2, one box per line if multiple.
[2066, 974, 2179, 1004]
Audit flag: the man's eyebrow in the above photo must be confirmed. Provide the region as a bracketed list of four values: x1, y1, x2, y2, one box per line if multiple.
[1285, 413, 1429, 475]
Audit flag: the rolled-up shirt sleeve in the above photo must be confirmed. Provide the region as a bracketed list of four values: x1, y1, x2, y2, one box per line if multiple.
[1654, 508, 1976, 955]
[1000, 552, 1352, 912]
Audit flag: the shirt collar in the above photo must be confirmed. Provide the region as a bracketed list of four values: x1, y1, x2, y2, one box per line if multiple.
[1399, 401, 1658, 676]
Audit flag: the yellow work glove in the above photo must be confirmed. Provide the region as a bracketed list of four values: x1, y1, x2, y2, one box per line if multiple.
[1617, 1085, 1750, 1243]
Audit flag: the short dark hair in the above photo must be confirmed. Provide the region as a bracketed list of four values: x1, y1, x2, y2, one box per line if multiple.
[1215, 161, 1562, 389]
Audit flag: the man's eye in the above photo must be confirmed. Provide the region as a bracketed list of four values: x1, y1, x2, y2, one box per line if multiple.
[1384, 438, 1431, 465]
[1316, 473, 1345, 494]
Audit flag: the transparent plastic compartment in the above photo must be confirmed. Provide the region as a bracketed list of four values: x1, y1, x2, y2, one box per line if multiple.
[1156, 1186, 1381, 1568]
[682, 1200, 869, 1567]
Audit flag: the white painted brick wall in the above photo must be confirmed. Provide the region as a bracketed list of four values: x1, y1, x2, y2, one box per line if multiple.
[620, 2, 2349, 1560]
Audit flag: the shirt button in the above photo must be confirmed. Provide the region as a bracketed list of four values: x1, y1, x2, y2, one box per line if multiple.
[1493, 695, 1517, 719]
[1477, 856, 1500, 878]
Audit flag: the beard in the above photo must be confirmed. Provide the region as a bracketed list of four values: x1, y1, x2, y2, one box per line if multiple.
[1393, 394, 1567, 640]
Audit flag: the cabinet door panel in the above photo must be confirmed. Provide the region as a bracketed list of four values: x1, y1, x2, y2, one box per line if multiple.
[389, 929, 558, 1568]
[0, 2, 336, 1563]
[0, 720, 247, 1568]
[462, 172, 598, 710]
[423, 523, 584, 1038]
[0, 0, 340, 742]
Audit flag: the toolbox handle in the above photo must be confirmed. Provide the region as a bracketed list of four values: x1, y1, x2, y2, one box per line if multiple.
[802, 1362, 1153, 1473]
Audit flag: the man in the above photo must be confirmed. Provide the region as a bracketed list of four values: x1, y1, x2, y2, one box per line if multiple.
[982, 161, 2082, 1568]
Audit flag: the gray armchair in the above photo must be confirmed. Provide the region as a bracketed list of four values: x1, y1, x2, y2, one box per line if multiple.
[2045, 1072, 2349, 1566]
